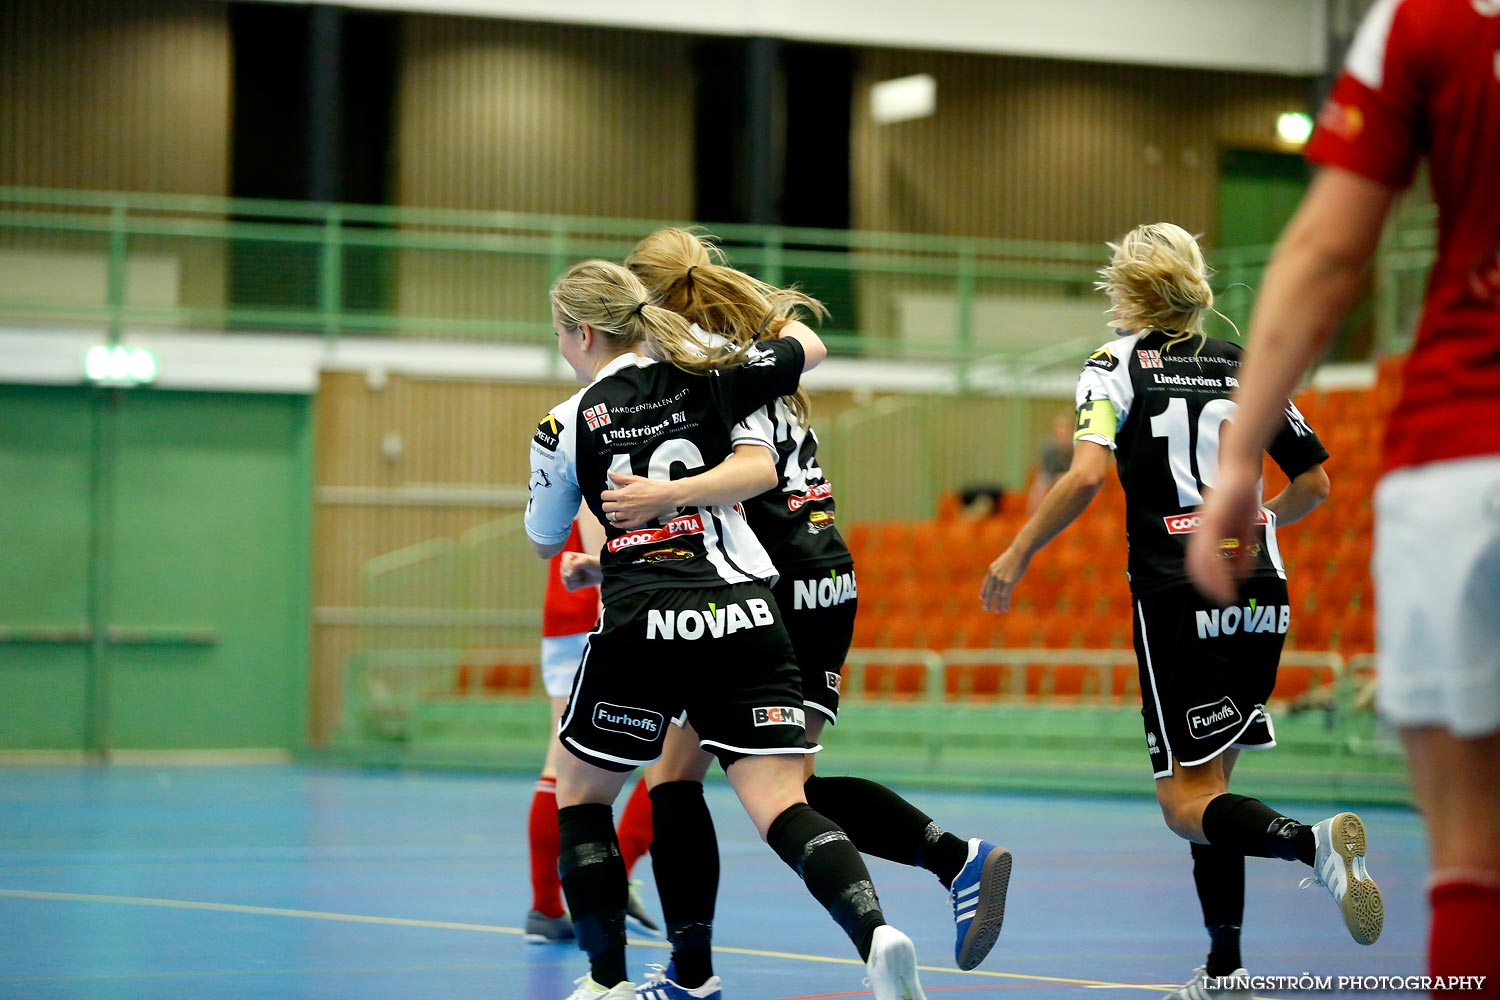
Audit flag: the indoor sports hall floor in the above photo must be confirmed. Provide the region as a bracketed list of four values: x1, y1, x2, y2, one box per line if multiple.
[0, 765, 1427, 1000]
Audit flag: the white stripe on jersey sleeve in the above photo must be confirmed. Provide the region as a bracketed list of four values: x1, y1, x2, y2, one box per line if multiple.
[1346, 0, 1404, 90]
[729, 405, 778, 458]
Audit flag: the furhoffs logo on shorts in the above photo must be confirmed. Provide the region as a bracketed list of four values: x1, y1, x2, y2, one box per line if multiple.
[593, 702, 664, 741]
[752, 706, 806, 728]
[1186, 697, 1244, 740]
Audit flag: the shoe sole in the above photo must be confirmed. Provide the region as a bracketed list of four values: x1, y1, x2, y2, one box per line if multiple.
[524, 933, 574, 944]
[956, 846, 1013, 971]
[868, 929, 927, 1000]
[1330, 812, 1384, 945]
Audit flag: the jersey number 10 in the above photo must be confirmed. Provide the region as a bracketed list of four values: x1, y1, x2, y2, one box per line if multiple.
[1150, 396, 1236, 507]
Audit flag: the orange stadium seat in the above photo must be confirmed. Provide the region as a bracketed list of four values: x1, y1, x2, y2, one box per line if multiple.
[1338, 611, 1376, 655]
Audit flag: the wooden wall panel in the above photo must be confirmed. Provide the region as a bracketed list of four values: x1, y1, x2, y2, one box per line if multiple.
[852, 49, 1310, 245]
[396, 16, 695, 216]
[0, 0, 230, 194]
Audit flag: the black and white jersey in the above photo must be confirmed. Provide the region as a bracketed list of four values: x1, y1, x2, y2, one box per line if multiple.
[683, 324, 848, 572]
[1074, 329, 1328, 595]
[525, 339, 805, 603]
[738, 402, 849, 572]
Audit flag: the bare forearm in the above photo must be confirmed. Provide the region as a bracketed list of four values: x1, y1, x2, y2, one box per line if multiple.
[667, 448, 777, 508]
[1225, 170, 1396, 468]
[1010, 471, 1101, 560]
[1262, 466, 1330, 527]
[576, 510, 606, 554]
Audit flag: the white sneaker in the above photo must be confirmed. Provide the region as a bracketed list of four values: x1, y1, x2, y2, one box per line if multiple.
[864, 925, 926, 1000]
[1300, 812, 1384, 945]
[564, 974, 637, 1000]
[1162, 966, 1252, 1000]
[633, 963, 723, 999]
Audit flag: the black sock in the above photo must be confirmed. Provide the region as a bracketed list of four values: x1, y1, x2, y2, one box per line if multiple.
[804, 774, 970, 887]
[766, 802, 885, 961]
[557, 803, 628, 988]
[1191, 842, 1245, 976]
[648, 781, 718, 989]
[1200, 794, 1315, 866]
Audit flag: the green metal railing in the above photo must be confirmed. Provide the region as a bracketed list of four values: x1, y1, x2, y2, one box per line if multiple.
[4, 185, 1434, 366]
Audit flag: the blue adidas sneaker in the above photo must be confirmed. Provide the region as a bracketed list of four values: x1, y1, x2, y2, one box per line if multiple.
[633, 963, 722, 1000]
[949, 838, 1012, 971]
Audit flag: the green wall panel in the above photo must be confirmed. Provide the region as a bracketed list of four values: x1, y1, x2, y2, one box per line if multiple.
[0, 386, 311, 751]
[108, 391, 311, 749]
[1217, 148, 1308, 248]
[0, 387, 91, 749]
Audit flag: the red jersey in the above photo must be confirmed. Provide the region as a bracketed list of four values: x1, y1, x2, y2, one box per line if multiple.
[1305, 0, 1500, 473]
[542, 521, 600, 638]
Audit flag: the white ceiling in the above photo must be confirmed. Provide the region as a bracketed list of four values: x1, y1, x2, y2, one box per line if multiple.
[244, 0, 1329, 76]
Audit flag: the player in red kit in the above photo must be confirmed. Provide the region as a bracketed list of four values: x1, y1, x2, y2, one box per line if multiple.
[1188, 2, 1500, 994]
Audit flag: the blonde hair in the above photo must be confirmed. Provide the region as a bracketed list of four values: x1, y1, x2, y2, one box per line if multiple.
[550, 259, 749, 375]
[1095, 222, 1234, 354]
[626, 227, 825, 425]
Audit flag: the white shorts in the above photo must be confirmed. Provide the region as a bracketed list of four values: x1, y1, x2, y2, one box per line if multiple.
[540, 632, 590, 698]
[1373, 455, 1500, 737]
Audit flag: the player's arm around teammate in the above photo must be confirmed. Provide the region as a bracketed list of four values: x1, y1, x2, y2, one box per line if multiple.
[527, 260, 924, 1000]
[600, 442, 776, 531]
[619, 228, 1013, 997]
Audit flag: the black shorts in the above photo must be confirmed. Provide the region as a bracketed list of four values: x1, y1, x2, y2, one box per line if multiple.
[1133, 577, 1289, 778]
[558, 583, 815, 772]
[771, 562, 857, 724]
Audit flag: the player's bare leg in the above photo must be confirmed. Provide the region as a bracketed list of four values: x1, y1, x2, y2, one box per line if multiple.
[1400, 727, 1500, 993]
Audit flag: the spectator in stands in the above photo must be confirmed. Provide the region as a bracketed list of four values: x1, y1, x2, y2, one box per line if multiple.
[526, 516, 658, 945]
[1187, 3, 1500, 993]
[958, 483, 1007, 519]
[1026, 413, 1076, 514]
[983, 222, 1374, 1000]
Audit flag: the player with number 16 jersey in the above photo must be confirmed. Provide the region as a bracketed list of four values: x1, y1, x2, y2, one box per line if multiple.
[527, 259, 928, 1000]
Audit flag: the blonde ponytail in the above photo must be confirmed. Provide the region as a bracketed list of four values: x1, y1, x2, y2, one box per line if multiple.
[549, 259, 757, 375]
[626, 227, 825, 425]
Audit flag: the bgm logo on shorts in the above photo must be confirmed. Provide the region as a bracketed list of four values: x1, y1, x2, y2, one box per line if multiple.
[752, 706, 806, 728]
[645, 598, 775, 640]
[592, 702, 664, 741]
[1186, 697, 1244, 740]
[825, 671, 842, 694]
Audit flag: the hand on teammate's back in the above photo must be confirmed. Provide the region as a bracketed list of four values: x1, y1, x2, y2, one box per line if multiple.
[601, 472, 680, 530]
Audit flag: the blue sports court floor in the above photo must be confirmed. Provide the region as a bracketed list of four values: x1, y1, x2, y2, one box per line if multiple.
[0, 765, 1427, 999]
